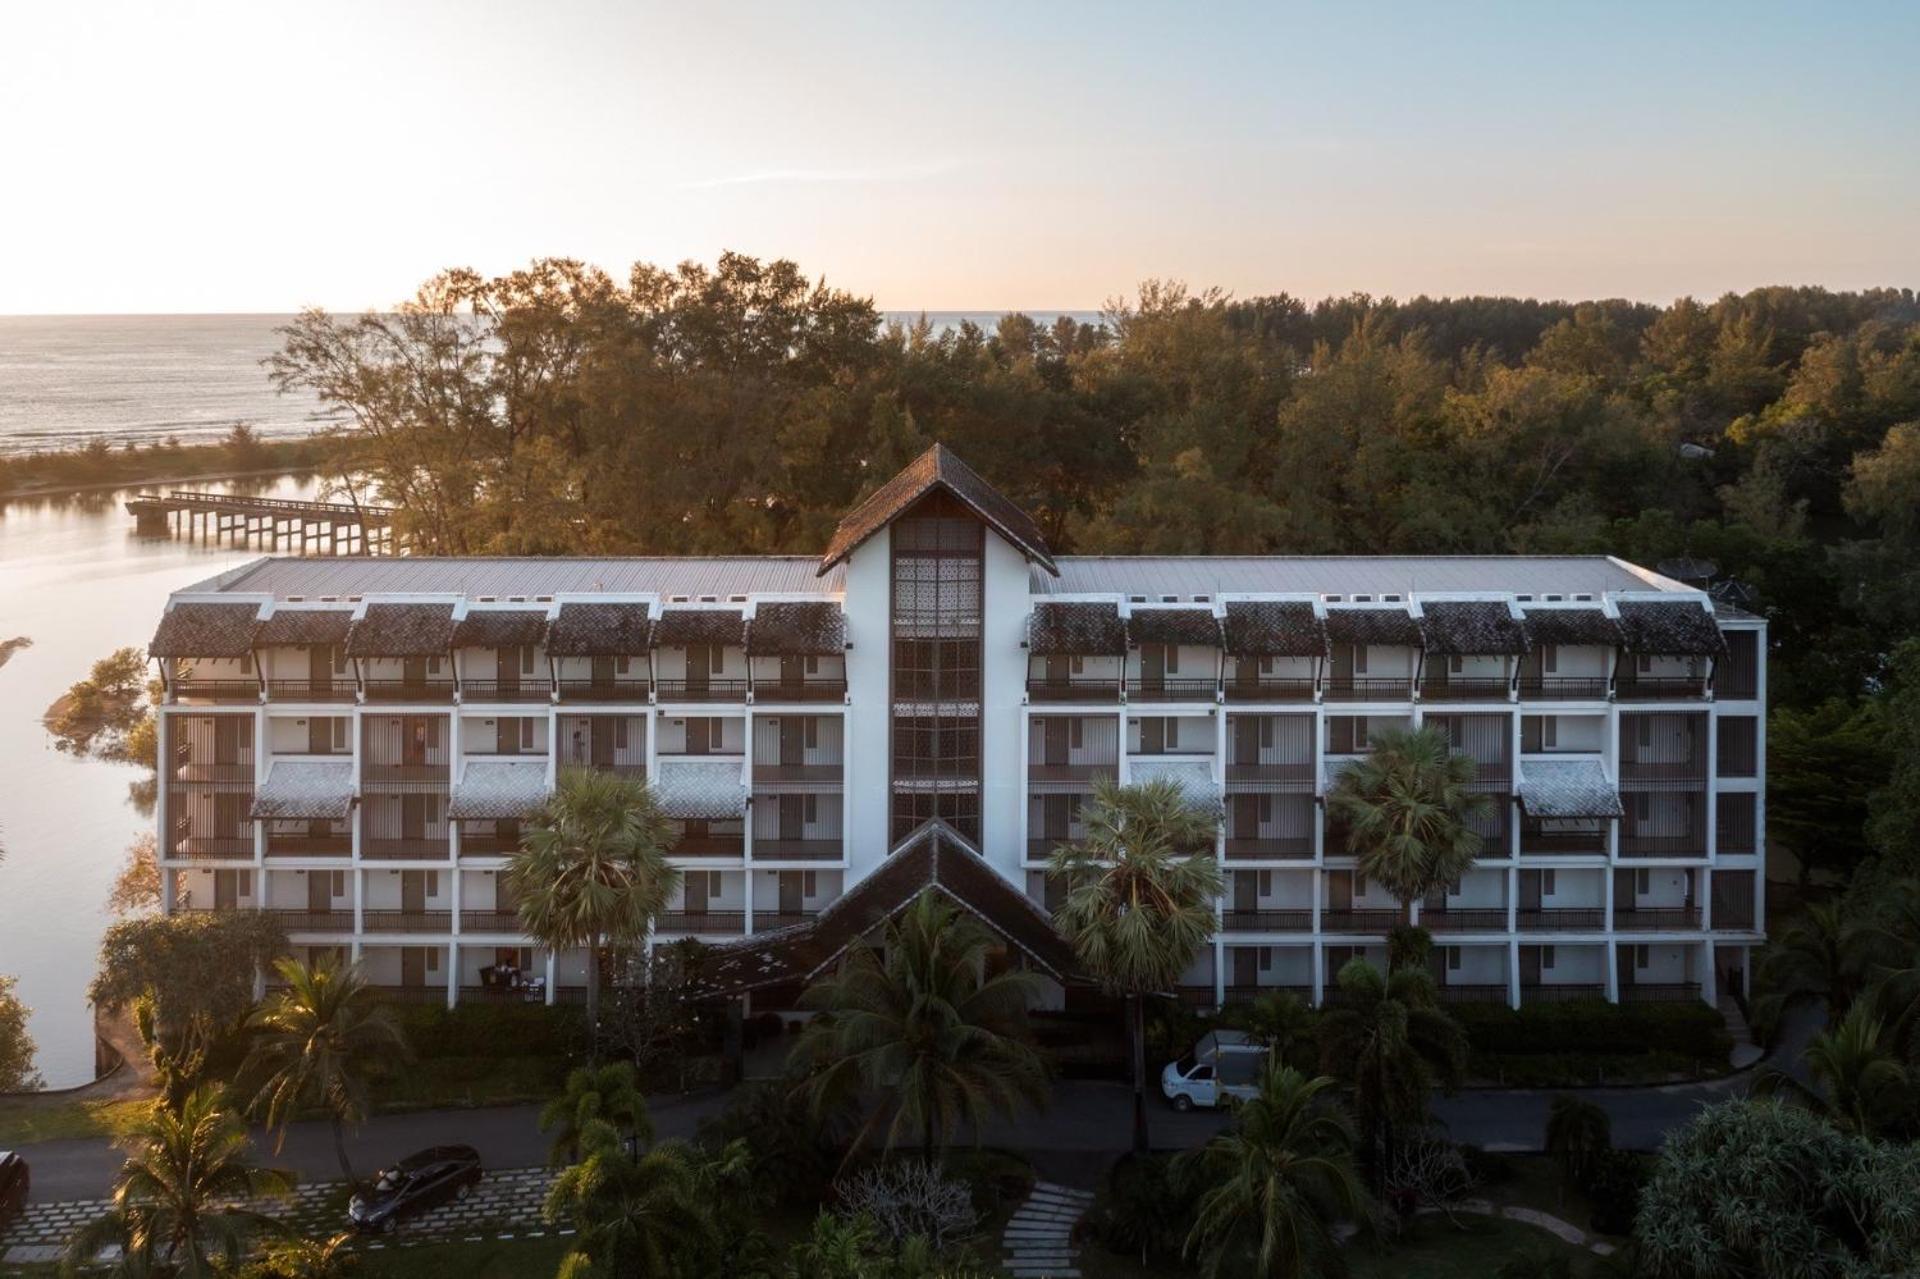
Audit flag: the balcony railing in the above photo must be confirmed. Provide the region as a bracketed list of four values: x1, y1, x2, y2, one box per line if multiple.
[1027, 763, 1116, 786]
[670, 835, 745, 858]
[265, 679, 355, 703]
[753, 763, 846, 786]
[752, 678, 848, 703]
[1618, 835, 1707, 858]
[1519, 826, 1610, 856]
[369, 985, 449, 1004]
[1434, 984, 1510, 1004]
[751, 839, 843, 861]
[1518, 677, 1610, 701]
[460, 679, 553, 703]
[655, 911, 746, 934]
[170, 835, 255, 859]
[1615, 677, 1708, 702]
[1324, 678, 1414, 702]
[170, 679, 260, 703]
[360, 763, 451, 786]
[171, 763, 255, 784]
[1174, 985, 1219, 1007]
[1027, 838, 1074, 861]
[1617, 759, 1707, 784]
[1520, 983, 1606, 1004]
[1419, 678, 1512, 702]
[360, 838, 451, 860]
[555, 679, 650, 703]
[1422, 908, 1509, 932]
[1223, 762, 1316, 788]
[1613, 907, 1703, 931]
[266, 834, 351, 857]
[361, 680, 455, 702]
[1619, 982, 1704, 1003]
[654, 678, 750, 703]
[457, 832, 522, 856]
[1222, 678, 1317, 703]
[1319, 909, 1403, 933]
[1220, 909, 1311, 932]
[1516, 908, 1605, 931]
[1223, 984, 1313, 1003]
[263, 909, 354, 932]
[362, 909, 454, 932]
[458, 910, 524, 932]
[1223, 837, 1315, 861]
[1713, 909, 1758, 931]
[1125, 678, 1218, 703]
[1026, 676, 1121, 703]
[753, 911, 819, 931]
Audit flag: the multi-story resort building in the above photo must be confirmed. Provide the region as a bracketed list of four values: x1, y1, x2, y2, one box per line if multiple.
[147, 446, 1765, 1012]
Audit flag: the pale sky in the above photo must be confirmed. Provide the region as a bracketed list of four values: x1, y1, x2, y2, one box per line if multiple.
[1, 0, 1915, 314]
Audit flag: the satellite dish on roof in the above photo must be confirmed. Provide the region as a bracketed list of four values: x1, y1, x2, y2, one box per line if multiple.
[1657, 558, 1717, 586]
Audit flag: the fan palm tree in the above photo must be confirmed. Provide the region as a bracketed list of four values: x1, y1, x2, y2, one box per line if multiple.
[242, 954, 405, 1190]
[1752, 1003, 1914, 1139]
[541, 1061, 652, 1166]
[1543, 1094, 1612, 1186]
[544, 1127, 718, 1278]
[1174, 1063, 1372, 1279]
[1325, 726, 1489, 923]
[1048, 776, 1224, 1155]
[509, 767, 678, 1028]
[1316, 958, 1467, 1182]
[1751, 901, 1878, 1035]
[64, 1087, 290, 1278]
[791, 890, 1048, 1162]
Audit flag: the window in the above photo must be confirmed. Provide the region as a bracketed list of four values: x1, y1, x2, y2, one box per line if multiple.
[1258, 870, 1272, 895]
[1447, 877, 1461, 897]
[1449, 655, 1464, 673]
[709, 646, 725, 675]
[1448, 948, 1462, 971]
[804, 654, 821, 675]
[802, 870, 816, 896]
[1636, 717, 1652, 749]
[1635, 945, 1649, 969]
[1354, 646, 1370, 675]
[1259, 717, 1274, 748]
[1069, 655, 1084, 675]
[615, 656, 630, 674]
[614, 719, 629, 750]
[1257, 794, 1273, 823]
[518, 719, 536, 750]
[238, 870, 252, 897]
[1165, 719, 1180, 750]
[1637, 654, 1653, 674]
[332, 645, 348, 675]
[520, 646, 535, 675]
[1069, 719, 1084, 750]
[424, 871, 439, 897]
[804, 717, 820, 749]
[1541, 945, 1556, 969]
[425, 948, 440, 973]
[1164, 645, 1181, 675]
[1190, 1064, 1214, 1082]
[1258, 947, 1272, 971]
[1354, 872, 1368, 897]
[239, 652, 253, 675]
[427, 656, 442, 674]
[1541, 869, 1556, 896]
[1635, 869, 1650, 895]
[1542, 717, 1558, 749]
[331, 718, 349, 751]
[1542, 645, 1558, 674]
[330, 870, 345, 897]
[804, 794, 818, 824]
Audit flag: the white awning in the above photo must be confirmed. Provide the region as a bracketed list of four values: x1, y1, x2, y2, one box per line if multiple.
[1129, 759, 1223, 810]
[251, 761, 355, 820]
[654, 761, 748, 820]
[448, 761, 551, 820]
[1517, 759, 1624, 819]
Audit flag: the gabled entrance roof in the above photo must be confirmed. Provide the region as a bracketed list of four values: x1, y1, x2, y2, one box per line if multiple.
[817, 444, 1057, 576]
[686, 819, 1078, 997]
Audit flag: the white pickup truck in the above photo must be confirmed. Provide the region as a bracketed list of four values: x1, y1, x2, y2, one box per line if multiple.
[1159, 1029, 1269, 1111]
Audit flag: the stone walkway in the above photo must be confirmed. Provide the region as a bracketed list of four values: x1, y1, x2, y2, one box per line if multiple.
[1, 1167, 560, 1272]
[1000, 1180, 1093, 1278]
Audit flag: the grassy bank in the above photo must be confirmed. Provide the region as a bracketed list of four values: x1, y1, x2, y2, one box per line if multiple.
[0, 1094, 152, 1145]
[0, 432, 331, 499]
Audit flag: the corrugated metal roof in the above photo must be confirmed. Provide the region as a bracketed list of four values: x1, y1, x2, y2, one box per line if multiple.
[1036, 556, 1683, 598]
[185, 556, 843, 600]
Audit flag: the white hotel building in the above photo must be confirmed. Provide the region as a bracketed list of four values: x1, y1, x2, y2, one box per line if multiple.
[148, 446, 1765, 1011]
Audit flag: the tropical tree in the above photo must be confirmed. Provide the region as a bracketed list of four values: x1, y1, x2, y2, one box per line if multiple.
[1241, 989, 1319, 1071]
[0, 973, 41, 1091]
[1048, 776, 1224, 1154]
[541, 1061, 652, 1166]
[1750, 901, 1877, 1035]
[241, 955, 406, 1190]
[1543, 1094, 1612, 1187]
[1174, 1063, 1372, 1279]
[509, 767, 678, 1027]
[791, 890, 1048, 1161]
[543, 1128, 719, 1279]
[1752, 1003, 1914, 1140]
[64, 1087, 290, 1277]
[1325, 726, 1489, 922]
[1315, 959, 1467, 1181]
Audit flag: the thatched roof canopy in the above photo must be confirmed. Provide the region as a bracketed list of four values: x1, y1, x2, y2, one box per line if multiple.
[746, 602, 846, 656]
[253, 609, 354, 647]
[1520, 608, 1623, 648]
[1419, 601, 1529, 656]
[545, 603, 652, 656]
[447, 761, 550, 820]
[654, 608, 748, 649]
[345, 604, 456, 658]
[149, 602, 262, 658]
[1323, 606, 1422, 647]
[819, 443, 1056, 575]
[251, 761, 355, 820]
[1615, 600, 1726, 656]
[1222, 601, 1328, 658]
[1517, 759, 1624, 819]
[1127, 607, 1221, 647]
[1028, 602, 1127, 656]
[452, 609, 549, 649]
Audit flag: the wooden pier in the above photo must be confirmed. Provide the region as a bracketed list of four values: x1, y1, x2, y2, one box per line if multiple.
[126, 490, 402, 554]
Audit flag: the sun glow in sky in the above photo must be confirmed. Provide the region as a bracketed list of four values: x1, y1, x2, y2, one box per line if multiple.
[1, 1, 1916, 314]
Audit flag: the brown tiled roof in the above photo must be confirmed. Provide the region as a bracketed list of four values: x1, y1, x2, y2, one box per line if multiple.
[686, 820, 1077, 997]
[1519, 607, 1623, 648]
[654, 608, 747, 648]
[545, 603, 652, 656]
[345, 603, 456, 657]
[1418, 601, 1529, 656]
[746, 602, 846, 656]
[1221, 601, 1328, 658]
[1323, 606, 1423, 647]
[1615, 600, 1727, 656]
[451, 609, 550, 649]
[1127, 607, 1221, 648]
[1028, 602, 1127, 656]
[254, 609, 354, 647]
[818, 444, 1057, 575]
[149, 602, 262, 658]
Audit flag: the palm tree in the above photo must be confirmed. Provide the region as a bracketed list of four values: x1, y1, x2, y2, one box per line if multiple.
[791, 890, 1048, 1162]
[1543, 1094, 1612, 1186]
[544, 1128, 718, 1278]
[242, 955, 406, 1190]
[1315, 958, 1467, 1182]
[64, 1087, 290, 1278]
[1048, 776, 1224, 1155]
[1753, 1003, 1914, 1139]
[1242, 990, 1320, 1071]
[1174, 1063, 1372, 1279]
[1751, 901, 1878, 1035]
[1325, 726, 1489, 923]
[541, 1061, 652, 1166]
[509, 767, 678, 1028]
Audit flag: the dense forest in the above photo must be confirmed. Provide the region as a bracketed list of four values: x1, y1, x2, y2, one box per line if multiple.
[271, 256, 1920, 889]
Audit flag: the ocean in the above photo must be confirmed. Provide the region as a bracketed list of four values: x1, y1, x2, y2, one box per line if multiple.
[0, 312, 1101, 458]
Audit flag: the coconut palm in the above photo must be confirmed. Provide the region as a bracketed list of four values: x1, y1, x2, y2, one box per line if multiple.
[544, 1127, 718, 1278]
[1048, 776, 1224, 1155]
[1243, 990, 1320, 1072]
[1325, 726, 1489, 923]
[791, 890, 1048, 1162]
[541, 1061, 652, 1166]
[1751, 901, 1878, 1035]
[1315, 958, 1467, 1181]
[1753, 1003, 1914, 1139]
[242, 955, 405, 1190]
[509, 767, 678, 1027]
[64, 1087, 290, 1278]
[1543, 1094, 1612, 1186]
[1174, 1063, 1372, 1279]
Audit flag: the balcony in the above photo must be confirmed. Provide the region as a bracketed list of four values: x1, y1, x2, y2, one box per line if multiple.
[1422, 908, 1509, 932]
[1419, 677, 1511, 702]
[362, 680, 455, 703]
[1518, 824, 1610, 856]
[360, 764, 451, 788]
[265, 679, 356, 703]
[1615, 676, 1708, 703]
[1222, 678, 1316, 704]
[1516, 908, 1605, 931]
[1319, 909, 1402, 933]
[670, 834, 745, 859]
[1223, 984, 1313, 1003]
[263, 909, 354, 932]
[752, 677, 847, 703]
[1220, 909, 1311, 932]
[1618, 835, 1707, 859]
[1223, 837, 1314, 861]
[170, 835, 255, 860]
[1174, 985, 1218, 1007]
[458, 832, 522, 856]
[1027, 763, 1115, 787]
[1518, 677, 1610, 702]
[369, 986, 448, 1005]
[460, 679, 553, 703]
[654, 678, 750, 703]
[170, 679, 260, 703]
[752, 839, 843, 861]
[1027, 838, 1073, 862]
[1224, 762, 1316, 787]
[753, 910, 818, 931]
[1613, 907, 1703, 931]
[1125, 677, 1218, 704]
[656, 911, 746, 934]
[1617, 760, 1707, 785]
[753, 763, 845, 787]
[1434, 984, 1510, 1004]
[360, 838, 451, 861]
[556, 679, 650, 703]
[266, 834, 351, 858]
[362, 910, 454, 932]
[1520, 983, 1606, 1003]
[1026, 675, 1120, 704]
[1619, 982, 1704, 1003]
[459, 909, 524, 932]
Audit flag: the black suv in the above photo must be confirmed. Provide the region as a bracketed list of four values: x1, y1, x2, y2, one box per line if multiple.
[347, 1145, 482, 1234]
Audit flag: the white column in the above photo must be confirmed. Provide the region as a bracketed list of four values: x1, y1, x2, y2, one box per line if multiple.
[544, 949, 557, 1006]
[1604, 938, 1620, 1003]
[1507, 938, 1522, 1009]
[446, 942, 459, 1009]
[1701, 939, 1718, 1005]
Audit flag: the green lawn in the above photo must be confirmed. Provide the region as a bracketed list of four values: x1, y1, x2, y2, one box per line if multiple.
[0, 1095, 152, 1146]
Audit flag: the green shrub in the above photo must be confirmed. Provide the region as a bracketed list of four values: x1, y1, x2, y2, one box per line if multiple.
[1085, 1152, 1200, 1266]
[384, 1002, 587, 1060]
[943, 1147, 1035, 1216]
[697, 1081, 839, 1209]
[1581, 1149, 1646, 1237]
[1451, 999, 1729, 1060]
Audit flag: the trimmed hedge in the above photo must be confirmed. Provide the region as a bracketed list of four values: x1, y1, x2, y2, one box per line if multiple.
[1451, 999, 1730, 1060]
[384, 1002, 588, 1060]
